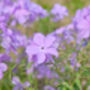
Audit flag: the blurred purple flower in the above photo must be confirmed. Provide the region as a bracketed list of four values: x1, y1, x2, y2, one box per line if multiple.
[12, 76, 30, 90]
[13, 8, 30, 24]
[73, 6, 90, 39]
[29, 2, 48, 19]
[51, 4, 68, 22]
[0, 53, 11, 62]
[26, 33, 58, 65]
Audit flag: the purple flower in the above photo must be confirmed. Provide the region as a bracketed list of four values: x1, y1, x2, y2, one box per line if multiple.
[0, 53, 11, 62]
[0, 0, 49, 27]
[52, 24, 75, 45]
[51, 4, 68, 22]
[12, 76, 30, 90]
[73, 7, 90, 39]
[13, 8, 30, 24]
[29, 2, 48, 18]
[26, 33, 58, 65]
[1, 29, 27, 54]
[0, 63, 8, 80]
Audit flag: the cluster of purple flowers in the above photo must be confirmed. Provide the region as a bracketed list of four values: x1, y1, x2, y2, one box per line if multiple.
[0, 0, 89, 90]
[0, 0, 69, 29]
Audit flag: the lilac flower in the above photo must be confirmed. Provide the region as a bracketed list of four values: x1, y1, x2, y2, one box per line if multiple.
[0, 0, 13, 5]
[52, 24, 75, 45]
[12, 76, 30, 90]
[30, 2, 48, 18]
[0, 0, 30, 25]
[0, 2, 14, 15]
[0, 0, 49, 27]
[26, 33, 58, 65]
[0, 53, 11, 62]
[28, 2, 48, 23]
[13, 8, 30, 24]
[0, 63, 8, 80]
[73, 6, 90, 39]
[0, 14, 9, 30]
[1, 29, 27, 54]
[11, 1, 48, 25]
[51, 4, 68, 22]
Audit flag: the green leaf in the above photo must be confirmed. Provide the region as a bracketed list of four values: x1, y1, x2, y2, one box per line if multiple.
[74, 79, 82, 90]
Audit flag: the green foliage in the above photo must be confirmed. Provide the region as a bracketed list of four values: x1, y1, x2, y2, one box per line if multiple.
[66, 0, 84, 14]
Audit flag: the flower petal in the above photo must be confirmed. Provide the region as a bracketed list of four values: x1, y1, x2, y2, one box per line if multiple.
[45, 48, 58, 57]
[45, 35, 55, 48]
[26, 45, 40, 55]
[37, 53, 46, 64]
[33, 33, 45, 46]
[78, 29, 90, 39]
[12, 76, 20, 85]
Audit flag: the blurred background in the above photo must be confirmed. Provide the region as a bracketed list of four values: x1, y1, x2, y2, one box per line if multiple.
[32, 0, 90, 14]
[22, 0, 90, 35]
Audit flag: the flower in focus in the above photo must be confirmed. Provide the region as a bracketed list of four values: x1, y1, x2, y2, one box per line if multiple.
[28, 2, 48, 23]
[26, 33, 58, 65]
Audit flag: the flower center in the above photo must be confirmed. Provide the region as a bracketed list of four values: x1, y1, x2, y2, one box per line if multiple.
[41, 47, 44, 50]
